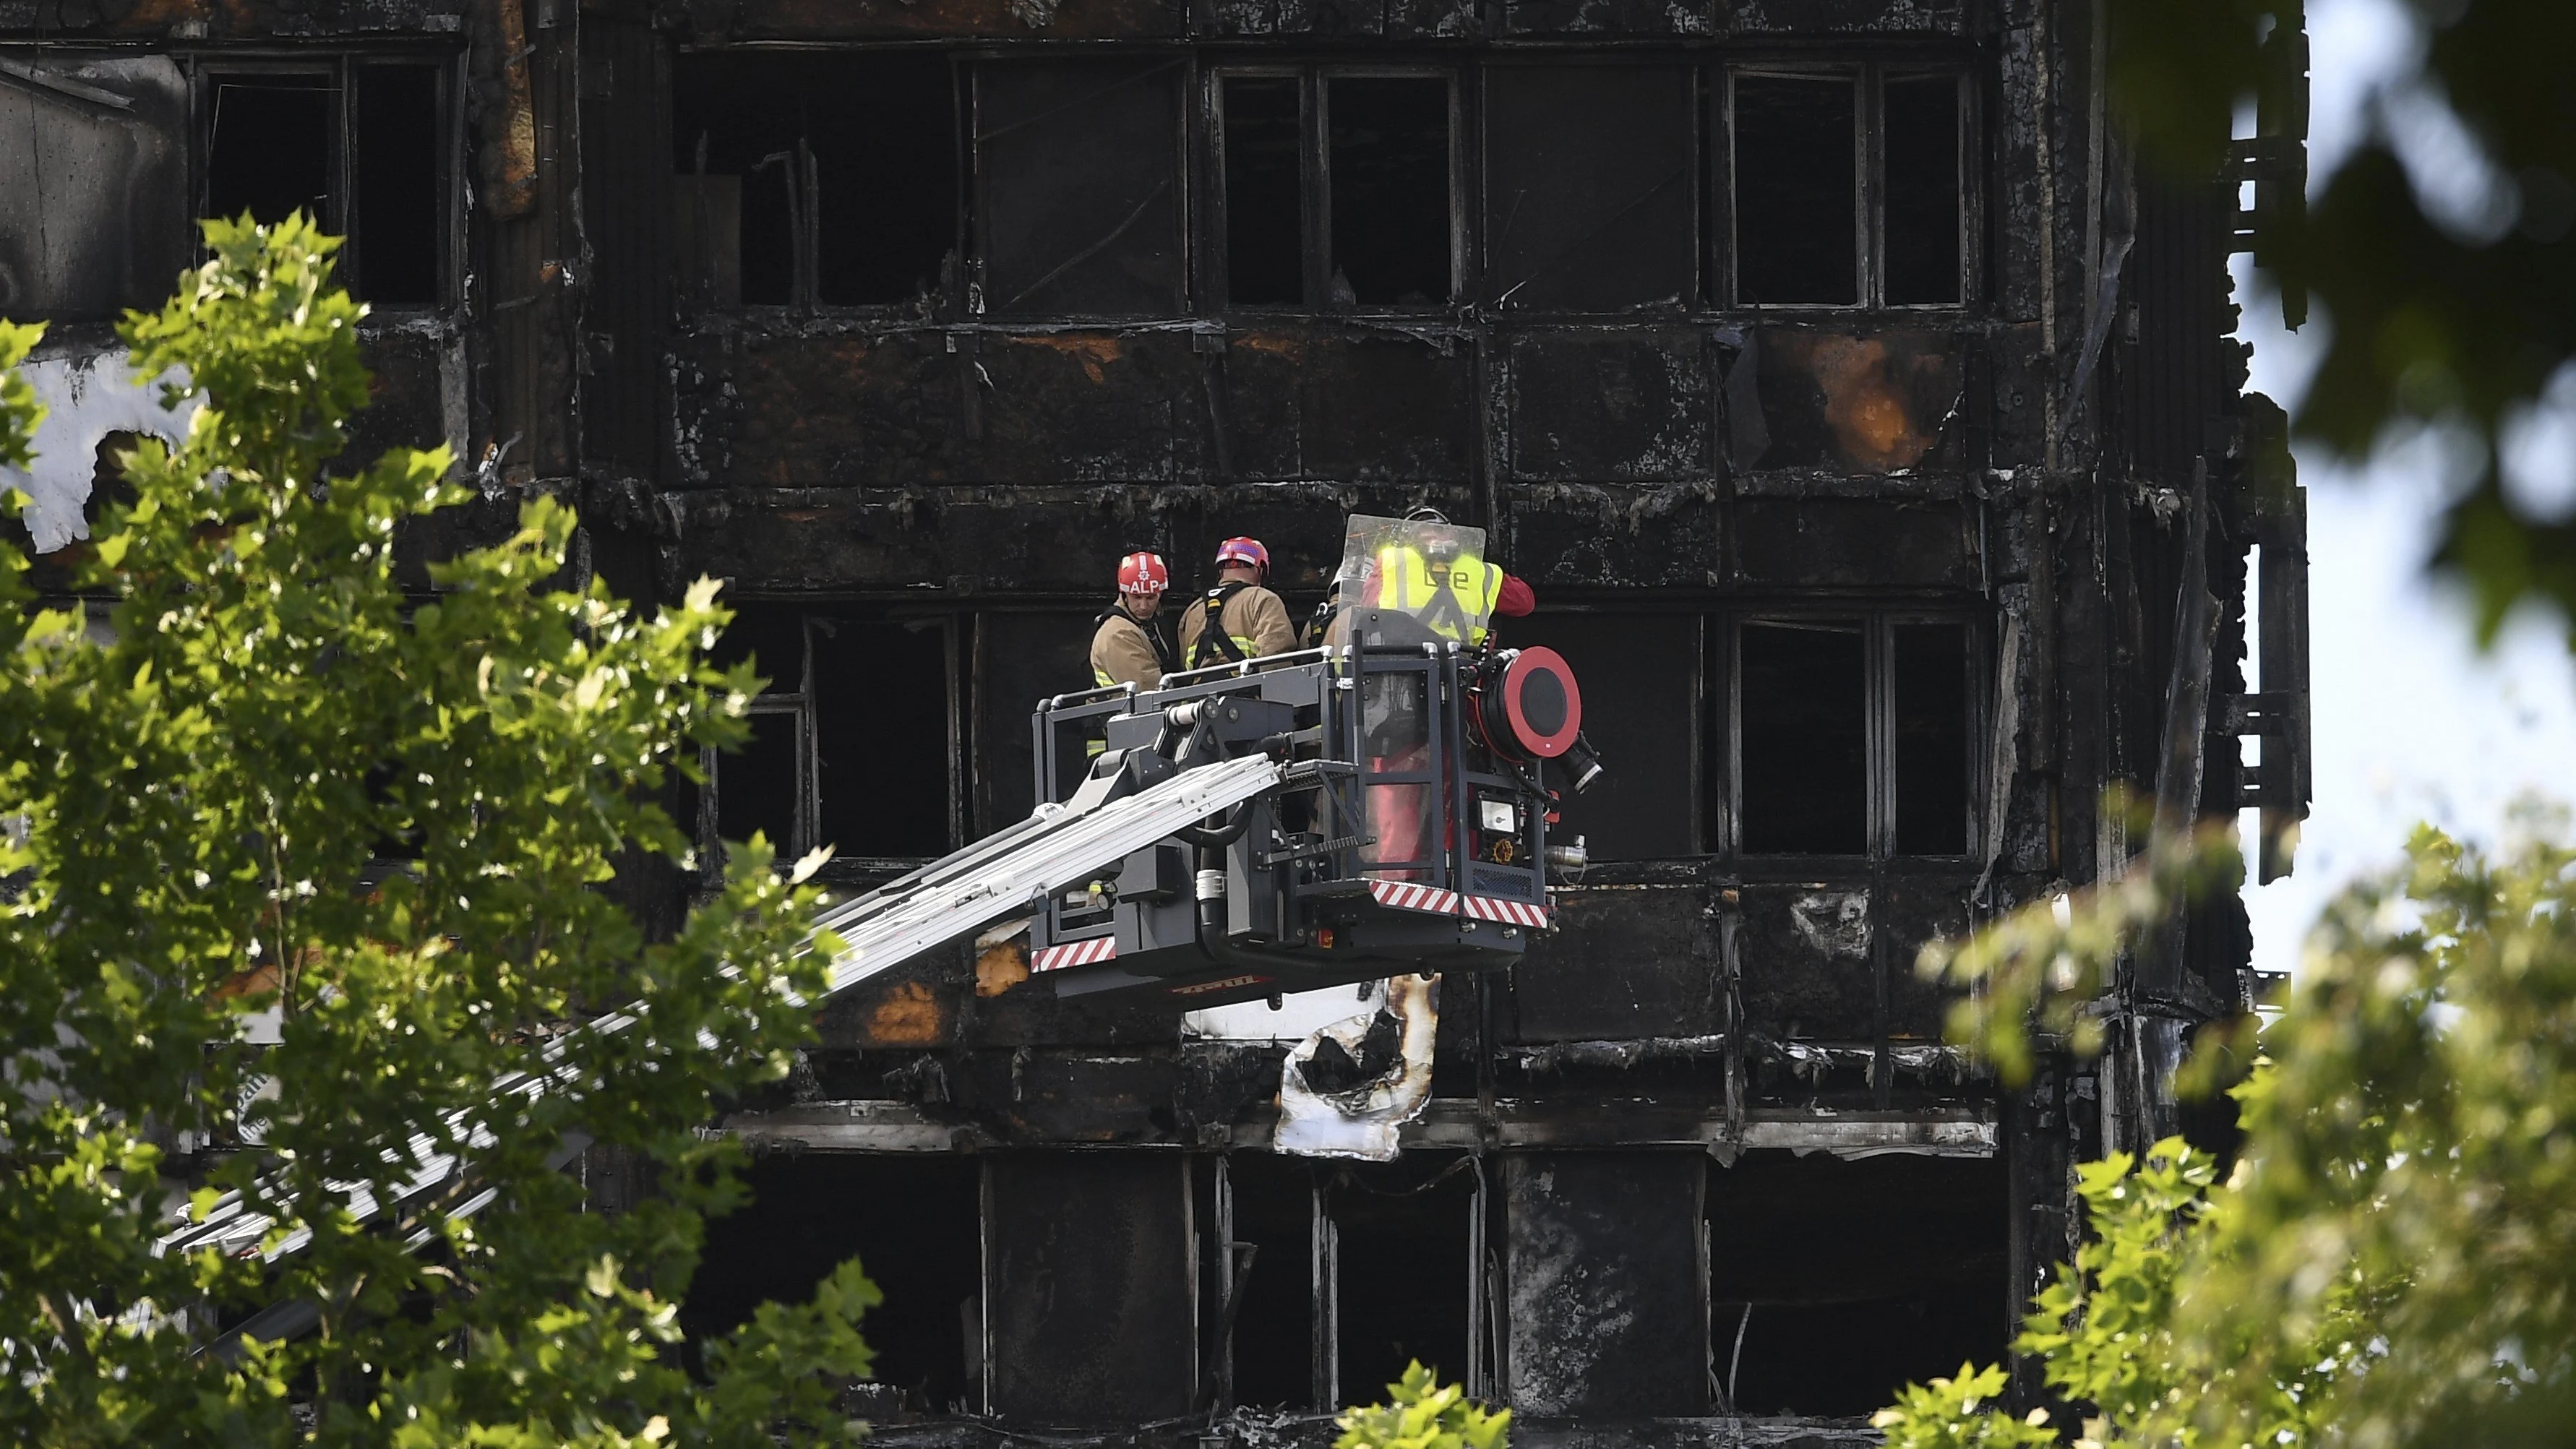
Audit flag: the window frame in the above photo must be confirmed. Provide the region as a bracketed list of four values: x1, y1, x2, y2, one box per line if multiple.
[697, 608, 966, 874]
[1713, 61, 1976, 313]
[188, 51, 462, 311]
[1720, 607, 1985, 864]
[1200, 61, 1464, 317]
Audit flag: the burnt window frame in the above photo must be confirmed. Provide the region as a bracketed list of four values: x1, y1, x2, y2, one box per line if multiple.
[1713, 62, 1976, 313]
[970, 52, 1191, 319]
[189, 52, 462, 310]
[1720, 607, 1985, 864]
[1476, 56, 1704, 315]
[697, 607, 967, 876]
[1203, 1152, 1490, 1412]
[670, 49, 970, 314]
[1198, 61, 1464, 317]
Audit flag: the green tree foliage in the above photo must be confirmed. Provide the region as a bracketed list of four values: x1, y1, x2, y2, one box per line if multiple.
[1335, 1364, 1512, 1449]
[0, 216, 874, 1442]
[2109, 0, 2576, 636]
[1881, 814, 2576, 1446]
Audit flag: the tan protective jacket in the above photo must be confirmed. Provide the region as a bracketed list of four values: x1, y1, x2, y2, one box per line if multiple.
[1090, 607, 1169, 691]
[1179, 583, 1297, 668]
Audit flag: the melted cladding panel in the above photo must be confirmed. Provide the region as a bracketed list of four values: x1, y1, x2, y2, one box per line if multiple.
[1504, 1152, 1709, 1416]
[1733, 882, 1876, 1041]
[1504, 483, 1722, 588]
[0, 56, 190, 319]
[1732, 497, 1974, 589]
[1506, 884, 1717, 1043]
[1506, 331, 1712, 481]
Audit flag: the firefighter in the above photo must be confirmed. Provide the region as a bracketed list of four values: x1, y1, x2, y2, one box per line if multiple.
[1180, 536, 1297, 669]
[1090, 551, 1175, 692]
[1365, 512, 1535, 648]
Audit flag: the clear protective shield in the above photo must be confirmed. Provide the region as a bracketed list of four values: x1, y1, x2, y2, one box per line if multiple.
[1334, 514, 1495, 645]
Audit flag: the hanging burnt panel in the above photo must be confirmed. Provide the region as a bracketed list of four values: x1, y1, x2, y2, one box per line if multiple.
[1708, 1152, 2008, 1418]
[1482, 65, 1693, 311]
[1326, 75, 1451, 308]
[205, 72, 338, 234]
[812, 614, 958, 859]
[351, 64, 443, 304]
[1735, 619, 1868, 855]
[1727, 72, 1858, 306]
[976, 59, 1185, 317]
[1881, 74, 1962, 306]
[1890, 622, 1971, 856]
[671, 53, 958, 307]
[1223, 1154, 1318, 1410]
[1500, 612, 1700, 859]
[0, 55, 190, 319]
[1323, 1155, 1476, 1405]
[1222, 74, 1305, 307]
[985, 1154, 1198, 1422]
[682, 1155, 983, 1415]
[1503, 1153, 1708, 1417]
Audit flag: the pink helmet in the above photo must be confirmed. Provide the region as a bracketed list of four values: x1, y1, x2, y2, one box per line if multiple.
[1215, 536, 1269, 575]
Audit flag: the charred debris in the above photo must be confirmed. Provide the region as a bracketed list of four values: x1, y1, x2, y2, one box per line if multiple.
[1, 0, 2309, 1435]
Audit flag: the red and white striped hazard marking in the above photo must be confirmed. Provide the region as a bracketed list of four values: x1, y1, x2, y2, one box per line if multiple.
[1458, 894, 1552, 929]
[1366, 879, 1460, 916]
[1030, 937, 1117, 973]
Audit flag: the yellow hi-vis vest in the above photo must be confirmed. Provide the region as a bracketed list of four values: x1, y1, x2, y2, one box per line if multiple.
[1375, 544, 1503, 645]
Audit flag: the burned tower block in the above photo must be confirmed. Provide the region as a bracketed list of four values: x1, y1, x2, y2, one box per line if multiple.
[2, 0, 2309, 1427]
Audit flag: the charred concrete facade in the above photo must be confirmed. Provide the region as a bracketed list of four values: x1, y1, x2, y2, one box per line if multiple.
[3, 0, 2309, 1436]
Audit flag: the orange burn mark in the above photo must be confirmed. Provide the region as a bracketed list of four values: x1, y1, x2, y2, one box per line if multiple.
[1015, 335, 1124, 384]
[867, 979, 947, 1044]
[1229, 332, 1305, 361]
[975, 938, 1032, 997]
[1808, 335, 1931, 470]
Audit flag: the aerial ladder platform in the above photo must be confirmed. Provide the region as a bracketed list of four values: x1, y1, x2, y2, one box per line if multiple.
[160, 515, 1601, 1292]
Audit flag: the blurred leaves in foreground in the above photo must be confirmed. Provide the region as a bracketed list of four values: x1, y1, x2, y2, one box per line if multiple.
[2113, 0, 2576, 640]
[1884, 807, 2576, 1446]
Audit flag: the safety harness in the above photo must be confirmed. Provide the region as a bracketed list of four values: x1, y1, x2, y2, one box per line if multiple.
[1189, 580, 1254, 668]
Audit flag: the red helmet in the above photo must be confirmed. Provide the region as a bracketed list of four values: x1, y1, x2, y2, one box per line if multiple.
[1117, 551, 1170, 596]
[1215, 536, 1269, 575]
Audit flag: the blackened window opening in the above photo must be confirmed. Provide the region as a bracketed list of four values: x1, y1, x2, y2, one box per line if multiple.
[1328, 77, 1451, 307]
[1892, 622, 1970, 855]
[684, 1156, 984, 1414]
[1709, 1153, 2008, 1417]
[1227, 1156, 1318, 1410]
[1881, 77, 1962, 306]
[1329, 1159, 1472, 1404]
[353, 64, 442, 304]
[671, 54, 958, 306]
[718, 709, 802, 854]
[1224, 77, 1305, 306]
[1731, 74, 1856, 306]
[813, 616, 952, 857]
[206, 76, 337, 232]
[1738, 621, 1866, 854]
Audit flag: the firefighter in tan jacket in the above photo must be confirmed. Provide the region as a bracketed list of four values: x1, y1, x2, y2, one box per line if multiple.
[1090, 551, 1175, 692]
[1179, 536, 1298, 669]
